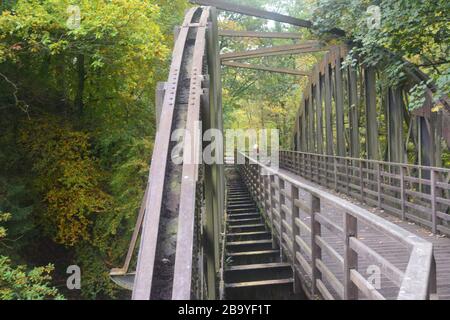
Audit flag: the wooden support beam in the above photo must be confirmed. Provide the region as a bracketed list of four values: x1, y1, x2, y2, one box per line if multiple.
[222, 61, 309, 76]
[220, 43, 326, 61]
[218, 30, 302, 39]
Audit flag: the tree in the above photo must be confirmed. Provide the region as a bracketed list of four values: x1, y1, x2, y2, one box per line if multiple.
[0, 0, 188, 298]
[313, 0, 449, 103]
[219, 0, 320, 147]
[0, 211, 63, 300]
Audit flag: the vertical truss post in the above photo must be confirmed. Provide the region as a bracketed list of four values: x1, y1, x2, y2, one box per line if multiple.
[315, 66, 324, 154]
[204, 7, 225, 300]
[348, 66, 360, 158]
[334, 50, 345, 156]
[201, 85, 217, 300]
[364, 67, 379, 160]
[324, 55, 333, 156]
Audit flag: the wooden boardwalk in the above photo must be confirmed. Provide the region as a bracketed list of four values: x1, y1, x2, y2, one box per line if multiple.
[278, 167, 450, 300]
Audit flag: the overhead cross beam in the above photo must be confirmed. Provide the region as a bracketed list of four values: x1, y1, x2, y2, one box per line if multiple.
[190, 0, 312, 28]
[219, 30, 303, 39]
[189, 0, 346, 37]
[220, 42, 328, 61]
[222, 61, 310, 76]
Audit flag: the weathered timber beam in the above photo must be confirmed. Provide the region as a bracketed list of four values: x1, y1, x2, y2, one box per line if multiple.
[218, 30, 303, 39]
[222, 61, 310, 76]
[220, 43, 327, 61]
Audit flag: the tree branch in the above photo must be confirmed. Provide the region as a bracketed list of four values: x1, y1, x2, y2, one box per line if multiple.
[0, 72, 30, 117]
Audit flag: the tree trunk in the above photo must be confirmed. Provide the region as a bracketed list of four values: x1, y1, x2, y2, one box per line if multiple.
[74, 54, 85, 116]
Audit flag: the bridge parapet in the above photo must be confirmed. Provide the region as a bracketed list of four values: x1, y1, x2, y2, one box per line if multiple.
[280, 150, 450, 237]
[239, 152, 437, 300]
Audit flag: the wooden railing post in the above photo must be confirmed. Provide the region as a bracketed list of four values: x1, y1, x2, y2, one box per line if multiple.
[262, 172, 269, 221]
[301, 153, 305, 177]
[333, 157, 338, 191]
[345, 158, 350, 195]
[257, 166, 261, 206]
[317, 154, 322, 185]
[400, 165, 405, 220]
[278, 177, 286, 259]
[344, 212, 358, 300]
[429, 254, 437, 299]
[430, 169, 437, 234]
[359, 160, 364, 202]
[290, 184, 301, 293]
[253, 166, 258, 202]
[269, 175, 277, 249]
[259, 166, 265, 213]
[315, 154, 319, 183]
[310, 194, 322, 296]
[377, 162, 382, 209]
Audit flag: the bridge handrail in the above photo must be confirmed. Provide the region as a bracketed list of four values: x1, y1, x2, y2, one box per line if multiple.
[281, 150, 450, 173]
[280, 150, 450, 236]
[239, 151, 436, 300]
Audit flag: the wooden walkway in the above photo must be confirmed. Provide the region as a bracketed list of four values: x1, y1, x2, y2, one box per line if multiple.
[278, 167, 450, 300]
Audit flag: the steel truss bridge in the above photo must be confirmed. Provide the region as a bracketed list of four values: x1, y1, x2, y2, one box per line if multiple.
[110, 1, 450, 300]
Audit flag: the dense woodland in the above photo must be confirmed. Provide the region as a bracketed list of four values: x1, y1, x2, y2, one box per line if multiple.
[0, 0, 448, 299]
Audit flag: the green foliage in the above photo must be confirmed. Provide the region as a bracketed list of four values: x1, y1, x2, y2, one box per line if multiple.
[0, 211, 63, 300]
[0, 0, 188, 298]
[0, 179, 34, 255]
[0, 256, 63, 300]
[19, 117, 111, 246]
[219, 1, 320, 147]
[0, 211, 11, 239]
[313, 0, 449, 102]
[408, 82, 428, 111]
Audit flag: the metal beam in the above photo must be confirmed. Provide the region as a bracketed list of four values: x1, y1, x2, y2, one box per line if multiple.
[219, 30, 303, 39]
[348, 66, 360, 158]
[365, 67, 379, 160]
[220, 43, 326, 61]
[324, 54, 333, 155]
[222, 61, 310, 76]
[334, 52, 345, 157]
[190, 0, 346, 36]
[191, 0, 312, 28]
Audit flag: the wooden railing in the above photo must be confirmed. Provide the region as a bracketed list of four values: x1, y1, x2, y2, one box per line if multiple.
[239, 152, 436, 300]
[280, 150, 450, 236]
